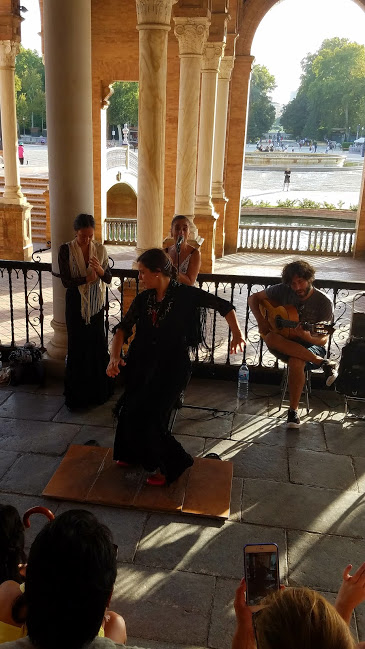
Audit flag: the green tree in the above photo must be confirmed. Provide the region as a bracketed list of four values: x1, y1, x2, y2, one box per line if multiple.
[107, 82, 139, 133]
[280, 38, 365, 139]
[247, 64, 276, 140]
[15, 47, 46, 133]
[280, 93, 308, 138]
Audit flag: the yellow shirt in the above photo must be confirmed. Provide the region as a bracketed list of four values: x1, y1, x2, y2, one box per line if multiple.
[0, 620, 26, 644]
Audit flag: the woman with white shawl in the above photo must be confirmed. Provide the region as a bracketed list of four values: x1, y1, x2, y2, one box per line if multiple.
[58, 213, 113, 409]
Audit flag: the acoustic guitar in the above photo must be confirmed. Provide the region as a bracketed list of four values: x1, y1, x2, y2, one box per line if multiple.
[259, 298, 335, 339]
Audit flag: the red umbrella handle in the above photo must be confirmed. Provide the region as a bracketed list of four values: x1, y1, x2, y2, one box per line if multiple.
[23, 506, 55, 529]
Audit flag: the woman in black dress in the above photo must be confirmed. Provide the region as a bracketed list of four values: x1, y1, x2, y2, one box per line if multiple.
[107, 248, 245, 486]
[58, 213, 113, 409]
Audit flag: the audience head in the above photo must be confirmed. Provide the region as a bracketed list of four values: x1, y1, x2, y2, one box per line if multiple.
[137, 248, 177, 280]
[254, 587, 356, 649]
[25, 509, 117, 649]
[282, 259, 315, 286]
[170, 215, 191, 242]
[0, 504, 26, 584]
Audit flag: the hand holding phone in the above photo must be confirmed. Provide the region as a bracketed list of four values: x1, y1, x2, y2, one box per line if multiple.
[244, 543, 279, 611]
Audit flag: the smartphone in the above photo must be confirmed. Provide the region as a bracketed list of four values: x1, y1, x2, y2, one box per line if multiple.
[244, 543, 279, 611]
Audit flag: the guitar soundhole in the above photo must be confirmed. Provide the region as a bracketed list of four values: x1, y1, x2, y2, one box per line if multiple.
[275, 316, 283, 330]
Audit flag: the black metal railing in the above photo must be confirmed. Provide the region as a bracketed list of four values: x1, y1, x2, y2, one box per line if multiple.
[1, 258, 365, 370]
[0, 260, 52, 352]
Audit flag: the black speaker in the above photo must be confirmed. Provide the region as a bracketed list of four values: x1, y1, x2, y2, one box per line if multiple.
[350, 313, 365, 338]
[337, 338, 365, 397]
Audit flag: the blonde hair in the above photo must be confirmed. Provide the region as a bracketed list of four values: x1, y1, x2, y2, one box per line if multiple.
[256, 587, 356, 649]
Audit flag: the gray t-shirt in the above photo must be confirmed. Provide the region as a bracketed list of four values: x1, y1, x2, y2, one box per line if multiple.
[265, 284, 333, 324]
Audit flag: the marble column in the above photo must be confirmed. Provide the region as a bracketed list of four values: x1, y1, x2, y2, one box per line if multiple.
[224, 54, 254, 255]
[173, 16, 209, 241]
[194, 42, 224, 271]
[354, 167, 365, 257]
[43, 0, 94, 359]
[136, 0, 176, 256]
[195, 42, 224, 216]
[212, 55, 234, 258]
[0, 40, 32, 260]
[0, 41, 23, 204]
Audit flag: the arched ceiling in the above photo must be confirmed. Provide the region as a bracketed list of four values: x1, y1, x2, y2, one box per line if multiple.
[237, 0, 365, 55]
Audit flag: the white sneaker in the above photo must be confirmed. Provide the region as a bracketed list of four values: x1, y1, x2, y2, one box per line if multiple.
[322, 360, 338, 387]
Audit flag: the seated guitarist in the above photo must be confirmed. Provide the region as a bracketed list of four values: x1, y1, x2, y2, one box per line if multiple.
[248, 259, 337, 429]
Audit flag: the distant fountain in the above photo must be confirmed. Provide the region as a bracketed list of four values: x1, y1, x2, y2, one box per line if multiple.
[245, 151, 346, 169]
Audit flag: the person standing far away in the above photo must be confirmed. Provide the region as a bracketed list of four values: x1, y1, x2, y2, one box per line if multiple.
[283, 168, 291, 191]
[18, 143, 24, 165]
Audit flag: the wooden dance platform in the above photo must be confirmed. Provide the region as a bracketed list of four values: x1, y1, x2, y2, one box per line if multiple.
[42, 445, 233, 519]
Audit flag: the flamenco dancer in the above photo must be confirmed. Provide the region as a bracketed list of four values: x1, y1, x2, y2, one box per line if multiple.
[107, 248, 245, 486]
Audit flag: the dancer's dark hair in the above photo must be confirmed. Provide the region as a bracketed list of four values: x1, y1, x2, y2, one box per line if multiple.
[137, 248, 178, 280]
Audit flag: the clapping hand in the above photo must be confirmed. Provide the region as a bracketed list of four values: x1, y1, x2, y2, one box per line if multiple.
[335, 563, 365, 625]
[89, 255, 104, 277]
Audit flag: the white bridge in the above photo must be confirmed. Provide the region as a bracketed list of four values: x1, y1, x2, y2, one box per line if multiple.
[104, 146, 138, 244]
[106, 146, 138, 194]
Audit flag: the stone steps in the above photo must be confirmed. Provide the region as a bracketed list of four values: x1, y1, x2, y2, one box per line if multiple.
[0, 177, 48, 243]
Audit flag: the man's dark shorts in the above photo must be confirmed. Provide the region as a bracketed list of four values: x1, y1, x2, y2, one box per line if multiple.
[269, 340, 326, 370]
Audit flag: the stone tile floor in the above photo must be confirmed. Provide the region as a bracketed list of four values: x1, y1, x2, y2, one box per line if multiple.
[0, 375, 365, 648]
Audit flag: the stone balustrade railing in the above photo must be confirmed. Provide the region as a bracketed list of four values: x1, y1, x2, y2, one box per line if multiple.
[238, 223, 355, 256]
[106, 146, 138, 176]
[104, 218, 137, 244]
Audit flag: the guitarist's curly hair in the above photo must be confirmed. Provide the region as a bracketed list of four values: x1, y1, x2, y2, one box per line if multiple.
[282, 260, 315, 285]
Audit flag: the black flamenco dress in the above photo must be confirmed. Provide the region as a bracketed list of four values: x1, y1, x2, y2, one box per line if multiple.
[58, 244, 114, 409]
[113, 279, 234, 484]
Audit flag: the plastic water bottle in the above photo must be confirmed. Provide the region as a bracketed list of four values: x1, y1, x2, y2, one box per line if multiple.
[237, 362, 249, 400]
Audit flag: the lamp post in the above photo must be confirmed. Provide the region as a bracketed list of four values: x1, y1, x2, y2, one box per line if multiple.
[357, 124, 361, 140]
[22, 116, 25, 135]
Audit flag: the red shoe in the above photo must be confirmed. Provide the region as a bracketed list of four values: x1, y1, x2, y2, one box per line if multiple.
[146, 473, 166, 486]
[116, 460, 130, 467]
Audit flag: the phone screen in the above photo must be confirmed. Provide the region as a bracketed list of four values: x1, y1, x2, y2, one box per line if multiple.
[244, 546, 279, 607]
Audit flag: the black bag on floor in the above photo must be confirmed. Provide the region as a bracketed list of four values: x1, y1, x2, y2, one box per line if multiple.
[8, 343, 45, 386]
[336, 338, 365, 397]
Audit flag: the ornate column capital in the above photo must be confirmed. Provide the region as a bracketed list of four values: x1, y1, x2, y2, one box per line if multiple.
[202, 41, 225, 72]
[219, 55, 234, 81]
[0, 40, 19, 69]
[101, 81, 114, 109]
[136, 0, 177, 30]
[173, 17, 210, 57]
